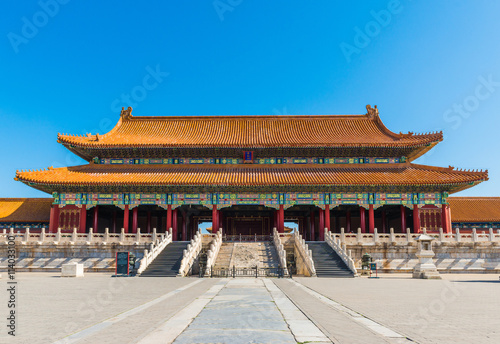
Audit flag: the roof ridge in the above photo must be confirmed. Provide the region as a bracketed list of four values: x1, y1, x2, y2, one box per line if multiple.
[409, 163, 489, 175]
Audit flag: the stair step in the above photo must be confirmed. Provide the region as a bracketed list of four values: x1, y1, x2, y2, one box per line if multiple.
[140, 242, 190, 277]
[306, 242, 354, 278]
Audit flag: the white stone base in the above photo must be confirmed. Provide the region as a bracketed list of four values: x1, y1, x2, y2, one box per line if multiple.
[413, 263, 441, 279]
[61, 263, 84, 277]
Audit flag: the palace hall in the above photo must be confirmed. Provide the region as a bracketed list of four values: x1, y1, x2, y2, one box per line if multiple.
[12, 105, 489, 240]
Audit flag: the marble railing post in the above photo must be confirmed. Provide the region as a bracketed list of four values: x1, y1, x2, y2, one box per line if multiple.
[340, 227, 345, 244]
[87, 228, 93, 243]
[455, 228, 461, 242]
[71, 228, 77, 242]
[389, 227, 395, 243]
[24, 228, 30, 242]
[104, 228, 109, 243]
[356, 227, 362, 244]
[439, 227, 444, 242]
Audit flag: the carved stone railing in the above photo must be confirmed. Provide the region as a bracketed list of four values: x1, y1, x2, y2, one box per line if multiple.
[334, 227, 500, 246]
[0, 227, 164, 245]
[292, 231, 316, 277]
[272, 228, 289, 276]
[178, 230, 203, 276]
[204, 230, 223, 276]
[325, 228, 357, 276]
[137, 228, 173, 274]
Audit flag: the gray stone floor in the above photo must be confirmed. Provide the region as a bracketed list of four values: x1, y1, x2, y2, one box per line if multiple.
[173, 279, 297, 344]
[295, 274, 500, 344]
[0, 272, 499, 343]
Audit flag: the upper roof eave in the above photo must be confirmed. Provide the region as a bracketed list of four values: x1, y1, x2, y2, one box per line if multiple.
[57, 107, 443, 157]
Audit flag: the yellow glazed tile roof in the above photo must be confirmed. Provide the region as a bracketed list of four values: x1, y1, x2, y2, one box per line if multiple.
[449, 197, 500, 222]
[0, 198, 52, 222]
[57, 111, 443, 149]
[15, 163, 487, 189]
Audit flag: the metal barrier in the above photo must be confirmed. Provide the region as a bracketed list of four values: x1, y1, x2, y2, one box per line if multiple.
[223, 234, 272, 242]
[208, 266, 290, 278]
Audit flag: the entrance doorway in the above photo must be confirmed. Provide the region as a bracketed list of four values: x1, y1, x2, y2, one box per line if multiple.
[229, 217, 267, 235]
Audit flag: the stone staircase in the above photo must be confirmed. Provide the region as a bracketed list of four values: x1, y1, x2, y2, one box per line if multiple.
[213, 243, 234, 269]
[140, 242, 189, 277]
[306, 242, 354, 278]
[213, 242, 280, 269]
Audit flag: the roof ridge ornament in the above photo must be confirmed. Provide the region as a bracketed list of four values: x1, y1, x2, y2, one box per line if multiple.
[120, 106, 133, 120]
[398, 131, 414, 138]
[366, 104, 379, 118]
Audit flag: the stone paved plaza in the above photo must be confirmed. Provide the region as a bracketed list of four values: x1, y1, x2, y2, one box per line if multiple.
[0, 273, 499, 343]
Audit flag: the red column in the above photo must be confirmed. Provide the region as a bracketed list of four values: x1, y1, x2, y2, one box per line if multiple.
[93, 205, 99, 232]
[442, 204, 451, 233]
[346, 210, 351, 233]
[368, 204, 375, 233]
[360, 207, 366, 233]
[49, 205, 60, 233]
[400, 205, 406, 233]
[132, 207, 138, 233]
[166, 205, 172, 231]
[147, 211, 152, 233]
[123, 205, 130, 233]
[79, 205, 87, 233]
[309, 211, 315, 240]
[172, 208, 178, 240]
[324, 204, 330, 233]
[278, 205, 284, 233]
[413, 204, 421, 233]
[212, 205, 218, 234]
[381, 210, 386, 233]
[319, 208, 325, 240]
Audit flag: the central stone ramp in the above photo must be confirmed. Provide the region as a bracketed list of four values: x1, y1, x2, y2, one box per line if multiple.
[213, 242, 280, 269]
[172, 279, 331, 344]
[306, 242, 354, 278]
[140, 242, 189, 277]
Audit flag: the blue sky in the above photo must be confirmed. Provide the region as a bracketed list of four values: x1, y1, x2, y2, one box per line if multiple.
[1, 1, 499, 198]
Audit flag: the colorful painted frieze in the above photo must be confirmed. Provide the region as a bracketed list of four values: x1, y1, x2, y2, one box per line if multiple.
[97, 157, 403, 165]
